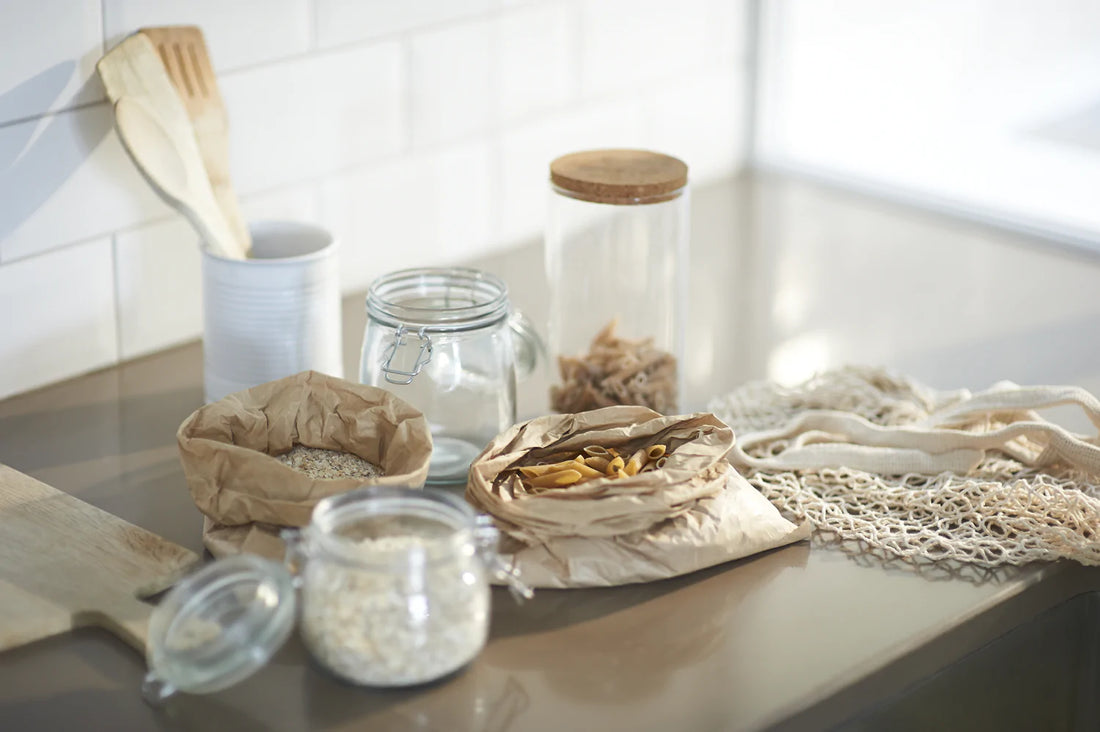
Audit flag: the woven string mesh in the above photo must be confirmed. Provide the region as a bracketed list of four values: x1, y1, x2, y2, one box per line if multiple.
[709, 367, 1100, 568]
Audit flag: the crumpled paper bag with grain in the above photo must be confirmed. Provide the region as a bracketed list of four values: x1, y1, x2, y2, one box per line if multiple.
[466, 405, 810, 587]
[177, 370, 432, 558]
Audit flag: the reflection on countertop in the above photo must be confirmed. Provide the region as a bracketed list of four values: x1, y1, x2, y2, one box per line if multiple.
[2, 172, 1100, 731]
[472, 171, 1100, 421]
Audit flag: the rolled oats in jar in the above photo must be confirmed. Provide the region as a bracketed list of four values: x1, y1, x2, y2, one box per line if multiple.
[287, 486, 530, 686]
[138, 487, 530, 704]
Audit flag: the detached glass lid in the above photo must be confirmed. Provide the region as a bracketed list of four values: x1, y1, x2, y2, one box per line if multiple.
[142, 554, 297, 704]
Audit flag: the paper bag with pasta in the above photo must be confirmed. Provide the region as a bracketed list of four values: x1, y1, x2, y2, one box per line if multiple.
[466, 406, 809, 587]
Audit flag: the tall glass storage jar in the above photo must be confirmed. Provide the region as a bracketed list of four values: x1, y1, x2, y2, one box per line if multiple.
[546, 149, 688, 415]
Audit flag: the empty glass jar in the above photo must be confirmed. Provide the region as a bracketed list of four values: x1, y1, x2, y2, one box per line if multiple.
[546, 149, 689, 415]
[360, 267, 539, 485]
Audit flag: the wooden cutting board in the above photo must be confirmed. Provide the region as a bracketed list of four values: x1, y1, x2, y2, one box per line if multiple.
[0, 463, 200, 653]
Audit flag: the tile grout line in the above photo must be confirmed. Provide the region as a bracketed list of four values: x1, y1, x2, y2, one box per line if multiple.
[485, 9, 503, 251]
[0, 99, 109, 132]
[0, 51, 742, 136]
[99, 0, 108, 57]
[567, 0, 584, 104]
[743, 0, 763, 167]
[308, 0, 320, 52]
[109, 233, 124, 365]
[0, 6, 497, 132]
[401, 34, 415, 153]
[222, 6, 509, 78]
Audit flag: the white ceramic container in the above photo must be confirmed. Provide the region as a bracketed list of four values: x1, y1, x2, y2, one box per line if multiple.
[201, 221, 342, 403]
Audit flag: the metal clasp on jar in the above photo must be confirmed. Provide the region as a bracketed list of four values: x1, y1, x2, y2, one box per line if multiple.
[380, 326, 433, 385]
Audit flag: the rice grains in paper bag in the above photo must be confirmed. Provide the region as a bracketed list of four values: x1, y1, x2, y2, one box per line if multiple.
[177, 370, 432, 558]
[466, 406, 810, 587]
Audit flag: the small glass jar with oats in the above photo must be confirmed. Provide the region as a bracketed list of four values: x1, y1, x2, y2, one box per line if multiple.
[287, 487, 531, 686]
[139, 487, 531, 704]
[546, 149, 688, 415]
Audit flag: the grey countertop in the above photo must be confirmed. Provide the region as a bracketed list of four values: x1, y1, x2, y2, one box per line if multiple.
[2, 172, 1100, 731]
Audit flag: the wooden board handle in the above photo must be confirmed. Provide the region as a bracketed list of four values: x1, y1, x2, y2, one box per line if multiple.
[73, 593, 155, 654]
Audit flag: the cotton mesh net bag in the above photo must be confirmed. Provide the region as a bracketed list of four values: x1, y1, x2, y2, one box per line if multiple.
[708, 366, 1100, 568]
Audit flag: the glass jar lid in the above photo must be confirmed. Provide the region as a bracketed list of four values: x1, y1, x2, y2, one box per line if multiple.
[142, 554, 297, 704]
[365, 267, 511, 333]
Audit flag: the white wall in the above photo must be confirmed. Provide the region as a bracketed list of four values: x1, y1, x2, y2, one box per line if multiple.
[755, 0, 1100, 249]
[0, 0, 750, 399]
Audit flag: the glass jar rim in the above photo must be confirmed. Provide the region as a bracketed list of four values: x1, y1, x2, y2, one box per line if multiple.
[365, 267, 510, 333]
[305, 486, 479, 567]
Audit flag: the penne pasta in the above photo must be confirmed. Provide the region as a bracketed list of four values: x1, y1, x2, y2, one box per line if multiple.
[569, 461, 606, 480]
[585, 456, 610, 471]
[510, 442, 673, 490]
[518, 461, 576, 478]
[624, 448, 649, 476]
[528, 469, 583, 488]
[582, 445, 612, 458]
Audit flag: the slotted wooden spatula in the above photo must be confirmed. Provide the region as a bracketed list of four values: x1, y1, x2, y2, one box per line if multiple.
[140, 25, 251, 256]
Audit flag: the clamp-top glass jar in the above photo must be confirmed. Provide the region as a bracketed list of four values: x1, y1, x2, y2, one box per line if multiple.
[139, 486, 531, 703]
[360, 268, 539, 485]
[289, 487, 528, 686]
[546, 149, 688, 415]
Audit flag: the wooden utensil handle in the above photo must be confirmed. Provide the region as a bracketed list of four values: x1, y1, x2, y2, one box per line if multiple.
[73, 594, 155, 654]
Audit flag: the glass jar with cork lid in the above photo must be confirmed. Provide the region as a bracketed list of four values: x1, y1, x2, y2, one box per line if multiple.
[546, 149, 689, 415]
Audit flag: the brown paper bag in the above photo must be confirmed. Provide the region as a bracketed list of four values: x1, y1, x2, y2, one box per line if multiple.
[177, 370, 432, 557]
[466, 406, 810, 587]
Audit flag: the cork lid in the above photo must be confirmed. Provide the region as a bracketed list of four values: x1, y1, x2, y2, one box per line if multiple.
[550, 149, 688, 205]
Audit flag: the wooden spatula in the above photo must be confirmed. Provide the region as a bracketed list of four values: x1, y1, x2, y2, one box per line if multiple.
[140, 26, 251, 256]
[97, 33, 248, 260]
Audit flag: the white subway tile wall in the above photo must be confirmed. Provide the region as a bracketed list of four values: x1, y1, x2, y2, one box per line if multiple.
[0, 237, 118, 395]
[0, 0, 104, 125]
[409, 20, 494, 146]
[314, 0, 493, 49]
[0, 0, 748, 399]
[0, 106, 169, 262]
[495, 4, 575, 123]
[102, 0, 313, 72]
[320, 140, 494, 293]
[221, 41, 405, 193]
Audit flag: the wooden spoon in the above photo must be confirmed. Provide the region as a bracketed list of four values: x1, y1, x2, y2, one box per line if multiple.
[114, 95, 244, 260]
[97, 33, 247, 260]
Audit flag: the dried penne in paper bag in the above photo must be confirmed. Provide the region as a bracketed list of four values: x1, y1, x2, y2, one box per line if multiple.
[466, 406, 810, 587]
